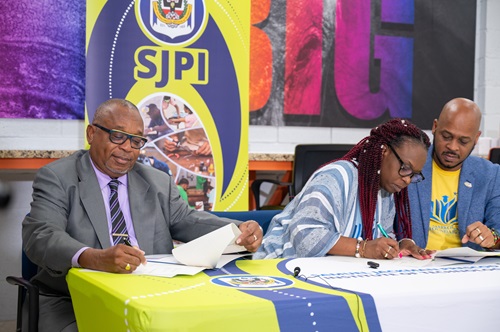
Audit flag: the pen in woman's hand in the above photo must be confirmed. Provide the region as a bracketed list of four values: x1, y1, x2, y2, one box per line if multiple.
[377, 224, 402, 258]
[377, 223, 390, 238]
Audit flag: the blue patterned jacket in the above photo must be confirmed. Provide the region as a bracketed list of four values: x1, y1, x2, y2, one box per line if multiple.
[408, 147, 500, 249]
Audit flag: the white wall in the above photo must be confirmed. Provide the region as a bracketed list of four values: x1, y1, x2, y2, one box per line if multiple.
[1, 0, 499, 321]
[476, 0, 500, 139]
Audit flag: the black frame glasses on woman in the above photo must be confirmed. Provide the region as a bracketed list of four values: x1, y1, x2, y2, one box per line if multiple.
[93, 124, 147, 149]
[387, 144, 425, 183]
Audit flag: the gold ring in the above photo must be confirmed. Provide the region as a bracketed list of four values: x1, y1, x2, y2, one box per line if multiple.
[478, 235, 485, 242]
[125, 263, 131, 271]
[253, 234, 258, 242]
[475, 228, 481, 235]
[388, 246, 392, 251]
[384, 252, 389, 258]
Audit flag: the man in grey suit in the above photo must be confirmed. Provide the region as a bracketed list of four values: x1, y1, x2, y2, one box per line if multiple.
[22, 99, 263, 332]
[409, 98, 500, 251]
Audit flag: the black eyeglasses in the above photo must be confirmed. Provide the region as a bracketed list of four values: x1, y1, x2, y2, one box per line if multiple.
[93, 124, 147, 149]
[387, 144, 425, 183]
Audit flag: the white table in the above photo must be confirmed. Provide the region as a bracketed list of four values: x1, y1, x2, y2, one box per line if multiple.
[285, 256, 500, 332]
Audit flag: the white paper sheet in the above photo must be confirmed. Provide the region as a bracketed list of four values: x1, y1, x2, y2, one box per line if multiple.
[432, 247, 500, 264]
[134, 256, 205, 277]
[172, 223, 242, 268]
[133, 253, 250, 278]
[434, 247, 500, 257]
[129, 223, 246, 278]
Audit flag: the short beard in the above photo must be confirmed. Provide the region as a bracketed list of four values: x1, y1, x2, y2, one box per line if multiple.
[105, 162, 130, 176]
[432, 138, 475, 170]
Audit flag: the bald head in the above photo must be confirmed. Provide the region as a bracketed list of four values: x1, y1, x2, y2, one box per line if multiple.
[438, 98, 482, 133]
[432, 98, 482, 171]
[93, 99, 141, 125]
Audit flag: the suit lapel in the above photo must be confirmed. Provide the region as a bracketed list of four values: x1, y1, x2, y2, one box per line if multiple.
[457, 159, 474, 237]
[128, 168, 155, 254]
[416, 149, 434, 243]
[77, 152, 112, 249]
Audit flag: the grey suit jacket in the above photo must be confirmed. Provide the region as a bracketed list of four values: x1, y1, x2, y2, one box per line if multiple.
[22, 150, 236, 296]
[408, 147, 500, 249]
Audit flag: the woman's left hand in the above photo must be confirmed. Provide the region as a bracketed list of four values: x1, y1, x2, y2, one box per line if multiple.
[399, 238, 434, 260]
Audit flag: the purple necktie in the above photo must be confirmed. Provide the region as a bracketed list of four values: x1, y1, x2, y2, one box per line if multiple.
[109, 179, 128, 245]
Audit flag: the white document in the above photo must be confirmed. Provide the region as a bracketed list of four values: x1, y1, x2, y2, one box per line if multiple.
[432, 247, 500, 264]
[132, 223, 247, 277]
[434, 247, 500, 257]
[135, 256, 205, 277]
[134, 253, 250, 278]
[172, 223, 243, 268]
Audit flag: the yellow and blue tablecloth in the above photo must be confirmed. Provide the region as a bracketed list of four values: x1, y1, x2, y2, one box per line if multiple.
[67, 258, 379, 331]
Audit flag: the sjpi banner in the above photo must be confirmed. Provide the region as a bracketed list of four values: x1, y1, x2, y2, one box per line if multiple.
[86, 0, 250, 211]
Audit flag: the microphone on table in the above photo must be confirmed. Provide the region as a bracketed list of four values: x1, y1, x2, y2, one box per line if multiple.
[293, 266, 301, 278]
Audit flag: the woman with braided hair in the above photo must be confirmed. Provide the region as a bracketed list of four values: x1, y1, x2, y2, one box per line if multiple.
[255, 119, 435, 260]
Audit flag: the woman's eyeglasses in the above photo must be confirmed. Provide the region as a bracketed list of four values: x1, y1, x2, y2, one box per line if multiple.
[93, 124, 147, 149]
[387, 144, 425, 183]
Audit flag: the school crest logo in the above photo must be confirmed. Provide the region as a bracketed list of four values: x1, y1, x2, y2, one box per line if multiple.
[211, 276, 294, 289]
[152, 0, 194, 37]
[137, 0, 206, 45]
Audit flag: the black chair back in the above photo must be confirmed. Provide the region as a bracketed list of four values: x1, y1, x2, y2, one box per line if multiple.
[291, 144, 354, 197]
[489, 147, 500, 165]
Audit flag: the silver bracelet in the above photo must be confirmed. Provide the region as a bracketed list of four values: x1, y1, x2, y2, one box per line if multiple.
[398, 238, 415, 245]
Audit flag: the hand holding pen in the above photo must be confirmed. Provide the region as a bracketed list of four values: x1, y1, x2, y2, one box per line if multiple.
[352, 234, 400, 260]
[123, 237, 132, 247]
[77, 238, 147, 274]
[351, 224, 399, 260]
[375, 225, 434, 260]
[111, 233, 147, 272]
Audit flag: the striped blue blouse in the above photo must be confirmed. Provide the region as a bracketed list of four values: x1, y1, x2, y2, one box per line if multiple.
[254, 160, 396, 259]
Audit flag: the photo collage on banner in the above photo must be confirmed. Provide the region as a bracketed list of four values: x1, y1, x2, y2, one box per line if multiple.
[138, 93, 215, 211]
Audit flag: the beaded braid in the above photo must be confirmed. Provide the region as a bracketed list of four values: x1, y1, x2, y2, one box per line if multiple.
[333, 119, 430, 240]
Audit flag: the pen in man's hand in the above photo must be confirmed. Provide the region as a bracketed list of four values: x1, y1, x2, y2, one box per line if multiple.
[112, 233, 132, 247]
[123, 237, 132, 247]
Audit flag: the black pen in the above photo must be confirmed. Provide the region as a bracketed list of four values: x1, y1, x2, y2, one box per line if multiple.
[123, 237, 132, 247]
[112, 233, 132, 246]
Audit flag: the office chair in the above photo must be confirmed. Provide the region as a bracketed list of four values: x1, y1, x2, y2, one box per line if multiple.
[489, 147, 500, 165]
[209, 209, 281, 233]
[251, 144, 354, 210]
[6, 251, 39, 332]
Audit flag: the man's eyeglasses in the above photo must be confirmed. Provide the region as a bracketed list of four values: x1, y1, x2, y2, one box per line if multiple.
[93, 124, 147, 149]
[387, 144, 425, 183]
